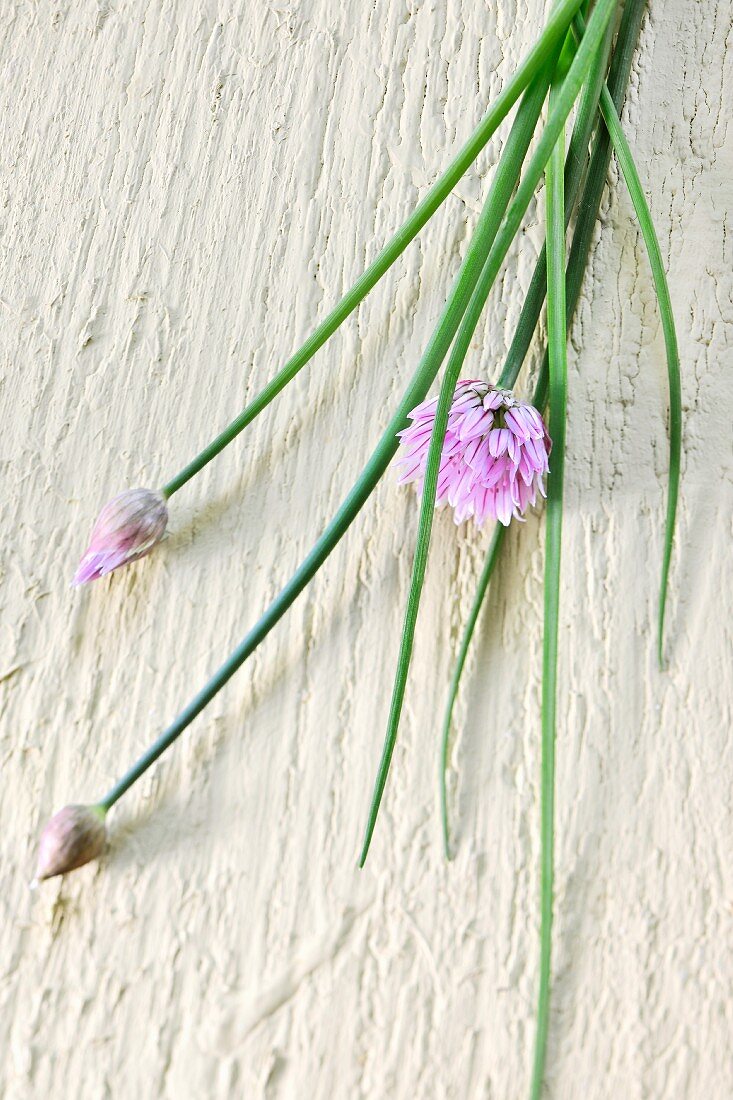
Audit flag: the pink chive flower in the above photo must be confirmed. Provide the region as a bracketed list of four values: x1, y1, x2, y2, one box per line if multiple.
[395, 379, 551, 526]
[73, 488, 168, 585]
[34, 804, 107, 881]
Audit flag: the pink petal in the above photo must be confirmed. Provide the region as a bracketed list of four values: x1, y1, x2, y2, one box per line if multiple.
[495, 485, 513, 526]
[488, 428, 509, 457]
[505, 408, 530, 442]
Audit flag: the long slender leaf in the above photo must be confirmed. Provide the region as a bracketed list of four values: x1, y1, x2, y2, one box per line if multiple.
[594, 82, 681, 666]
[530, 79, 568, 1100]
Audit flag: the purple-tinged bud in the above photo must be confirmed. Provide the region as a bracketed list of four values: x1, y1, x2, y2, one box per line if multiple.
[73, 488, 168, 585]
[35, 804, 107, 881]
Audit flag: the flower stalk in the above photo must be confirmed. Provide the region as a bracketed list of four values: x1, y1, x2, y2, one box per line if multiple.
[159, 0, 587, 499]
[93, 78, 547, 819]
[74, 0, 587, 590]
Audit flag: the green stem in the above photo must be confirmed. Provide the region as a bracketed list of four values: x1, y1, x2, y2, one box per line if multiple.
[530, 81, 567, 1100]
[358, 0, 618, 867]
[160, 0, 586, 498]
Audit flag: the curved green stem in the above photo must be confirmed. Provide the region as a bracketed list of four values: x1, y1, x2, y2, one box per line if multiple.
[595, 80, 681, 668]
[100, 320, 466, 808]
[358, 0, 618, 867]
[98, 110, 529, 813]
[160, 0, 586, 498]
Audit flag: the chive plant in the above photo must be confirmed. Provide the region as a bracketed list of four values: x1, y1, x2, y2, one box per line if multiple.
[43, 3, 682, 1095]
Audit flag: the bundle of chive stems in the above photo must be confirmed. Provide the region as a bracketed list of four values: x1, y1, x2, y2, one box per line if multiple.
[45, 2, 681, 1095]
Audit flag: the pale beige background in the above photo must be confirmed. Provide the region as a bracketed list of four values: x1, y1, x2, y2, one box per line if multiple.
[1, 2, 732, 1098]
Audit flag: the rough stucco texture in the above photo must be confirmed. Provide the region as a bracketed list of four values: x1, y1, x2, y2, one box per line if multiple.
[1, 1, 732, 1097]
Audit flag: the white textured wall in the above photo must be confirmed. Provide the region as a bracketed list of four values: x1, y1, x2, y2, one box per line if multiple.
[1, 2, 732, 1097]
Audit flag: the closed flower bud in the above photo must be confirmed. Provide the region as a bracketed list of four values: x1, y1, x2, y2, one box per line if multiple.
[73, 488, 168, 585]
[35, 804, 107, 880]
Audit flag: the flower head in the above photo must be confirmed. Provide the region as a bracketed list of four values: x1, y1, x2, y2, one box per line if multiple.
[396, 380, 551, 526]
[34, 804, 107, 881]
[73, 488, 168, 585]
